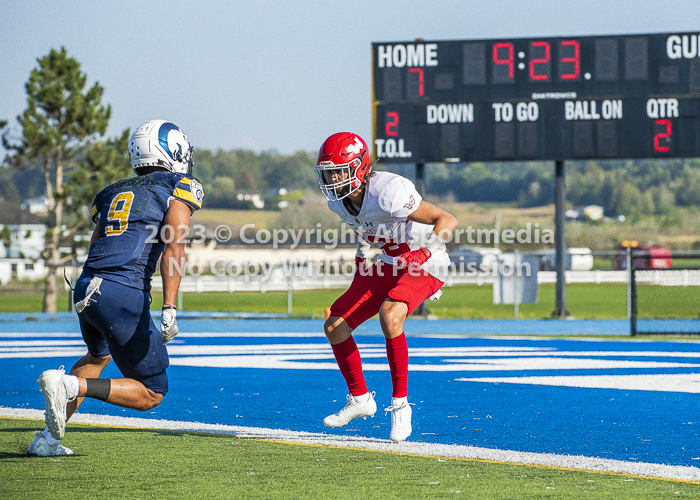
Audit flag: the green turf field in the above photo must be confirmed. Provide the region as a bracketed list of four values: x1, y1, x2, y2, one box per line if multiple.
[2, 282, 698, 320]
[0, 283, 630, 319]
[137, 283, 627, 319]
[1, 418, 697, 499]
[635, 284, 700, 319]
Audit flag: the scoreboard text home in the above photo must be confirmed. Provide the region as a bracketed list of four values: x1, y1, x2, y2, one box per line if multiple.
[371, 32, 700, 163]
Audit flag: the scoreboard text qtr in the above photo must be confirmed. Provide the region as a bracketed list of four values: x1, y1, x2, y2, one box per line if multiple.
[371, 33, 700, 163]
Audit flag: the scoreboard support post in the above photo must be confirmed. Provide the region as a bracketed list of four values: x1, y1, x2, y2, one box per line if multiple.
[628, 247, 638, 336]
[415, 162, 426, 197]
[553, 160, 571, 318]
[414, 161, 432, 317]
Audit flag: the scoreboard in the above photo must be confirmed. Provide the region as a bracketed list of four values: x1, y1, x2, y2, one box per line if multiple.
[372, 32, 700, 163]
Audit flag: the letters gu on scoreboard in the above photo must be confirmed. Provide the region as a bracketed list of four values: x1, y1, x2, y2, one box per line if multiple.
[372, 32, 700, 163]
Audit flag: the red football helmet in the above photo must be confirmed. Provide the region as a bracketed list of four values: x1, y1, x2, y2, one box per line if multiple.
[315, 132, 372, 201]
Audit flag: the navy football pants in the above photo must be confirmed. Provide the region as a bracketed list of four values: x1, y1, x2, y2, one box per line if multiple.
[73, 274, 169, 395]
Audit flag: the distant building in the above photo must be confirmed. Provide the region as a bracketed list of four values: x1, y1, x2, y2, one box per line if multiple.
[565, 205, 604, 222]
[0, 199, 46, 259]
[236, 192, 265, 209]
[21, 196, 52, 216]
[564, 208, 581, 220]
[0, 259, 47, 285]
[582, 205, 604, 221]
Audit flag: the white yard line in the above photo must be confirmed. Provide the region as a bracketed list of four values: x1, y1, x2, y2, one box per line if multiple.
[3, 407, 700, 482]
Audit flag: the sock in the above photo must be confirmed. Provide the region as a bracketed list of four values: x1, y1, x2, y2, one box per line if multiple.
[353, 392, 370, 404]
[392, 396, 408, 406]
[331, 336, 368, 397]
[42, 428, 60, 446]
[62, 374, 79, 401]
[386, 333, 409, 398]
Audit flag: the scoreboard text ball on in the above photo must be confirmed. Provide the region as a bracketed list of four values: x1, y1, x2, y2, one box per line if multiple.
[372, 32, 700, 163]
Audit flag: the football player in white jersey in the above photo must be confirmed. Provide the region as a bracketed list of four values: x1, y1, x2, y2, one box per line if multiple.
[315, 132, 458, 441]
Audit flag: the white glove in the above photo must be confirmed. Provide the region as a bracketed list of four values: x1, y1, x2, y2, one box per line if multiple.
[160, 306, 179, 345]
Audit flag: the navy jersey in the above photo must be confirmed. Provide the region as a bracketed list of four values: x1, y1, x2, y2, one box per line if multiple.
[82, 171, 204, 291]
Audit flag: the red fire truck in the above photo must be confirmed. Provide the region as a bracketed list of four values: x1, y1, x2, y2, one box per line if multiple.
[612, 241, 672, 270]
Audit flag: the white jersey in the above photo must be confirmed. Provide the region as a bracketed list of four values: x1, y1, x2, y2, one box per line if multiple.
[327, 171, 450, 281]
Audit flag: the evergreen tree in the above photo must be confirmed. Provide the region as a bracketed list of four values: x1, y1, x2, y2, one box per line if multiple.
[2, 47, 129, 312]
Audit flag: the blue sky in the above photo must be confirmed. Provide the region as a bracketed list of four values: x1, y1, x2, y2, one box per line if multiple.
[1, 0, 699, 156]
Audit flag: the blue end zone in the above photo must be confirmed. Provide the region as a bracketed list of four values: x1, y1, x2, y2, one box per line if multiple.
[3, 316, 700, 468]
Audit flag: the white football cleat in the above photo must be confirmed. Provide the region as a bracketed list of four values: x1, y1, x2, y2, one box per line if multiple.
[385, 400, 414, 442]
[27, 431, 73, 457]
[38, 367, 69, 440]
[323, 392, 377, 427]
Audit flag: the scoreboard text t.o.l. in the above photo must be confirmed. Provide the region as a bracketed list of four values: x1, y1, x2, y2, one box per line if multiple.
[371, 32, 700, 163]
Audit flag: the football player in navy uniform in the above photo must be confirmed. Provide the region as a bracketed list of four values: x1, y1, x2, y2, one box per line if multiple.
[316, 132, 457, 442]
[28, 120, 204, 456]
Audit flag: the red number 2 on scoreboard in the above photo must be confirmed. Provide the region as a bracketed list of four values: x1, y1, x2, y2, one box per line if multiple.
[386, 112, 399, 136]
[530, 41, 550, 80]
[654, 119, 672, 152]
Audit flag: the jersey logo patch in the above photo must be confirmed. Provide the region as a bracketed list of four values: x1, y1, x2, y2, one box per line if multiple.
[403, 195, 416, 210]
[190, 180, 204, 206]
[174, 178, 204, 209]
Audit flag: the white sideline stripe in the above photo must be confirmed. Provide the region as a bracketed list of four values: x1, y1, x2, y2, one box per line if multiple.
[0, 340, 86, 346]
[442, 351, 700, 359]
[458, 374, 700, 394]
[0, 340, 551, 356]
[3, 345, 698, 372]
[2, 407, 699, 482]
[0, 349, 89, 359]
[179, 332, 328, 338]
[7, 337, 700, 361]
[4, 339, 700, 363]
[0, 345, 547, 359]
[0, 333, 84, 338]
[4, 331, 697, 342]
[170, 356, 698, 372]
[6, 337, 700, 362]
[0, 332, 328, 339]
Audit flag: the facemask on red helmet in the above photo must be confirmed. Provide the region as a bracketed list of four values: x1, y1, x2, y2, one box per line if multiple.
[315, 132, 372, 201]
